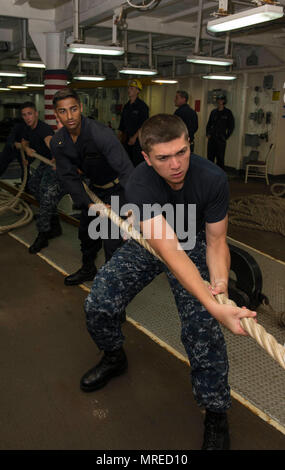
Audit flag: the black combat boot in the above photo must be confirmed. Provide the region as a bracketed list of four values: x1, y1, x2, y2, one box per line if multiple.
[29, 232, 49, 254]
[201, 410, 230, 450]
[64, 263, 97, 286]
[47, 215, 62, 239]
[80, 348, 128, 392]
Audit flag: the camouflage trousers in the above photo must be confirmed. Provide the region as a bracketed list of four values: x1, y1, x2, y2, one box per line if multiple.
[84, 231, 231, 412]
[28, 162, 65, 232]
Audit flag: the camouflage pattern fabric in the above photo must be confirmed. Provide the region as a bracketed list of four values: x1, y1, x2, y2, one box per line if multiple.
[28, 162, 65, 232]
[84, 231, 231, 412]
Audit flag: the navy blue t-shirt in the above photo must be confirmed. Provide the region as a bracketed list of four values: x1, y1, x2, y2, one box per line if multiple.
[50, 116, 134, 209]
[5, 121, 28, 148]
[118, 97, 149, 139]
[174, 104, 198, 142]
[125, 154, 229, 238]
[22, 120, 54, 160]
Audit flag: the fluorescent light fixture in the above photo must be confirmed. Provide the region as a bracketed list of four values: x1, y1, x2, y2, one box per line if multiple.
[120, 67, 158, 76]
[152, 79, 178, 84]
[8, 85, 28, 89]
[18, 60, 46, 69]
[67, 43, 124, 56]
[187, 55, 233, 66]
[207, 4, 284, 33]
[24, 83, 45, 88]
[73, 74, 106, 81]
[0, 71, 26, 77]
[0, 87, 11, 91]
[202, 74, 237, 80]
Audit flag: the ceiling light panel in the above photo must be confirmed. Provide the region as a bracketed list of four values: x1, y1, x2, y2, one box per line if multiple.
[120, 67, 158, 76]
[73, 75, 106, 81]
[18, 60, 46, 69]
[8, 85, 28, 89]
[23, 83, 45, 88]
[207, 4, 284, 33]
[187, 55, 233, 66]
[0, 71, 26, 77]
[152, 79, 178, 84]
[67, 43, 124, 56]
[202, 74, 237, 80]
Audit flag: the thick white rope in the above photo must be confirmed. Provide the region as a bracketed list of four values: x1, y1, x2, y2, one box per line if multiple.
[270, 183, 285, 197]
[15, 148, 285, 370]
[0, 148, 33, 233]
[83, 184, 285, 371]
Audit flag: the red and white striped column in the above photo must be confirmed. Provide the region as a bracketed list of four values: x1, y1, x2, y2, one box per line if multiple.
[44, 69, 68, 130]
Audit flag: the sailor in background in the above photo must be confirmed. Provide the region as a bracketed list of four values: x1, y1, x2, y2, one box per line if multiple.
[174, 90, 198, 153]
[118, 79, 149, 167]
[50, 88, 134, 287]
[206, 94, 235, 170]
[21, 101, 64, 254]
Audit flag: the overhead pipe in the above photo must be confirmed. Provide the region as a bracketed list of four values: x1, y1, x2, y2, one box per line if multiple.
[154, 54, 158, 72]
[112, 10, 119, 45]
[73, 0, 80, 43]
[124, 30, 128, 66]
[148, 32, 153, 68]
[22, 18, 28, 60]
[98, 55, 103, 75]
[209, 40, 213, 56]
[224, 32, 230, 56]
[194, 0, 203, 55]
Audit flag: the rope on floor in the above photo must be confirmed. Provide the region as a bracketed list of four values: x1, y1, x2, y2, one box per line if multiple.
[0, 148, 33, 234]
[229, 194, 285, 237]
[271, 183, 285, 197]
[14, 148, 285, 370]
[260, 302, 285, 328]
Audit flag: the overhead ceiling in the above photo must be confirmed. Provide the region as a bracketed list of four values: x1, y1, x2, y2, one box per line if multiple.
[0, 0, 285, 84]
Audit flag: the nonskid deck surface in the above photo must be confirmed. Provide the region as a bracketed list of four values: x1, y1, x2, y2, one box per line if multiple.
[0, 228, 284, 450]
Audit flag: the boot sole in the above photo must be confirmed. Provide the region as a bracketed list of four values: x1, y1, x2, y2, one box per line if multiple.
[64, 276, 96, 286]
[29, 243, 49, 254]
[80, 363, 128, 393]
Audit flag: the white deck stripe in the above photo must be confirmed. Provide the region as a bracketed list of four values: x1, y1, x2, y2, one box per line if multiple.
[8, 231, 285, 437]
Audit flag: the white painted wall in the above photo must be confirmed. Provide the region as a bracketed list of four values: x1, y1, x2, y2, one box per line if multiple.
[239, 71, 283, 175]
[140, 70, 285, 175]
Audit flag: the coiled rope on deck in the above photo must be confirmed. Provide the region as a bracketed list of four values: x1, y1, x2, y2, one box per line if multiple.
[229, 194, 285, 237]
[228, 192, 285, 327]
[11, 148, 285, 370]
[0, 148, 33, 234]
[271, 183, 285, 198]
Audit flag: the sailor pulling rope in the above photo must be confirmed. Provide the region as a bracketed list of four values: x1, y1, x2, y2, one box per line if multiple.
[83, 182, 285, 371]
[2, 147, 285, 370]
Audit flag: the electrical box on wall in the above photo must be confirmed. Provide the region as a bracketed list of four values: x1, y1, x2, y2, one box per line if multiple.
[246, 52, 258, 66]
[245, 133, 260, 147]
[272, 91, 280, 101]
[263, 75, 273, 90]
